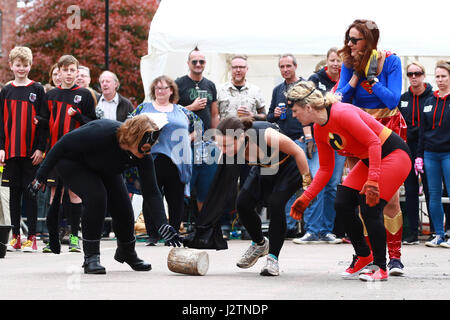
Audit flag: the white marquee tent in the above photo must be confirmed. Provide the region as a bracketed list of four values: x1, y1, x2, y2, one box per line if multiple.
[140, 0, 450, 105]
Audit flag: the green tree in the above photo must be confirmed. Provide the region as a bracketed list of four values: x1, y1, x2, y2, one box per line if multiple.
[16, 0, 159, 105]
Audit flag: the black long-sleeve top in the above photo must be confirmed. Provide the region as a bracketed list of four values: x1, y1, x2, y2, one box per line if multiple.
[36, 119, 167, 227]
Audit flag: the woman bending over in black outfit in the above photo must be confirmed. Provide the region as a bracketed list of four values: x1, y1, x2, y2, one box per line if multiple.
[30, 114, 181, 274]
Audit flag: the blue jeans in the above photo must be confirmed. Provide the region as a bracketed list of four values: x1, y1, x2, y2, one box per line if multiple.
[321, 152, 346, 234]
[285, 139, 324, 234]
[424, 151, 450, 237]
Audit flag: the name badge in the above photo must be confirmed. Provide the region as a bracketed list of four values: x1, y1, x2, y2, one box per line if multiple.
[423, 105, 433, 113]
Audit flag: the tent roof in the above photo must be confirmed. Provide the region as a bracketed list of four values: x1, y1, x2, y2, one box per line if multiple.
[148, 0, 450, 57]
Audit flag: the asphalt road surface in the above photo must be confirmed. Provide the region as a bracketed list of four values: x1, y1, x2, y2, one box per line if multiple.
[2, 238, 449, 302]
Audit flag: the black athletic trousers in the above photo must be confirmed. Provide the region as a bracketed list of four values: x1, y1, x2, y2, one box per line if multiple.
[236, 185, 298, 258]
[55, 159, 135, 243]
[335, 185, 388, 270]
[10, 186, 37, 236]
[145, 154, 184, 234]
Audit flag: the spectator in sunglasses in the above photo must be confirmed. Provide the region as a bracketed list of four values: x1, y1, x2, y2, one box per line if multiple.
[336, 19, 406, 276]
[30, 114, 182, 274]
[176, 47, 219, 212]
[398, 62, 434, 245]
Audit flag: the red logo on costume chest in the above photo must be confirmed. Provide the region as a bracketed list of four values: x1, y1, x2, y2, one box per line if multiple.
[360, 81, 373, 94]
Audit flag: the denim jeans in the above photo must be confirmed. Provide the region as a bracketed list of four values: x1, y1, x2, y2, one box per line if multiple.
[285, 139, 324, 235]
[321, 152, 346, 234]
[424, 150, 450, 237]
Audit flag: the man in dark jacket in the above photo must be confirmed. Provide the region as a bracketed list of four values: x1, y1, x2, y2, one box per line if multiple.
[96, 70, 134, 122]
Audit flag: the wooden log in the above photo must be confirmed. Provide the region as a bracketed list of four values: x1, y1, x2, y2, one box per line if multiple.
[167, 248, 209, 276]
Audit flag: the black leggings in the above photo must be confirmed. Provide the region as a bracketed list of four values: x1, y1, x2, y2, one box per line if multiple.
[146, 154, 184, 233]
[55, 159, 135, 242]
[236, 185, 298, 258]
[10, 186, 37, 236]
[335, 185, 388, 269]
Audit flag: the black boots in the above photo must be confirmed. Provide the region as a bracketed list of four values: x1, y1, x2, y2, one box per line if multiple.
[114, 238, 152, 271]
[82, 238, 151, 273]
[82, 239, 106, 274]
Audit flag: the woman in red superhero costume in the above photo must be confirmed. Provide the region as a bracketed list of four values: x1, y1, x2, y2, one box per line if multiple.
[336, 19, 407, 276]
[288, 81, 410, 282]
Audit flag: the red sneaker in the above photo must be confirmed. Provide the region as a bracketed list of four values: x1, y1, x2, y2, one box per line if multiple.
[22, 235, 38, 252]
[6, 234, 22, 251]
[359, 267, 388, 282]
[341, 253, 373, 279]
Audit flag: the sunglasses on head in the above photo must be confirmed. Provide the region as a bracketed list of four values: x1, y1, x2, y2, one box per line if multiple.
[346, 36, 364, 45]
[191, 60, 205, 65]
[407, 71, 424, 78]
[138, 130, 161, 154]
[286, 88, 316, 107]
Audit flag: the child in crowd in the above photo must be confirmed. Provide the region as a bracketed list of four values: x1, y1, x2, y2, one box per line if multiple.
[1, 46, 48, 252]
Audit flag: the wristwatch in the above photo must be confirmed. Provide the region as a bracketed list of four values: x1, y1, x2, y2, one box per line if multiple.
[368, 77, 379, 85]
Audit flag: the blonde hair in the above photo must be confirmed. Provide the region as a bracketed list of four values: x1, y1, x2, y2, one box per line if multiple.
[287, 81, 340, 110]
[116, 114, 159, 147]
[9, 46, 33, 65]
[436, 60, 450, 75]
[406, 61, 426, 74]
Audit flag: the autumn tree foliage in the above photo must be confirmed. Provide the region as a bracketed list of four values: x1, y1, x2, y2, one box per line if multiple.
[15, 0, 159, 105]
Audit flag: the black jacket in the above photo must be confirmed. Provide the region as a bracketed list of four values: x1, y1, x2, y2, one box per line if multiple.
[418, 90, 450, 157]
[97, 93, 135, 122]
[398, 83, 433, 143]
[308, 67, 338, 94]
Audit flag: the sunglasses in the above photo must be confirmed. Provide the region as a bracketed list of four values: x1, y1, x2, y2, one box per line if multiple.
[346, 36, 364, 45]
[138, 130, 161, 154]
[407, 71, 424, 78]
[191, 60, 205, 65]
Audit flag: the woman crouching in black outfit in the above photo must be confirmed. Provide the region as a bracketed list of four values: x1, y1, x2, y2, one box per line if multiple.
[30, 114, 181, 274]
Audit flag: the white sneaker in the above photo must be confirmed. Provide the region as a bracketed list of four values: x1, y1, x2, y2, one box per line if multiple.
[260, 255, 279, 276]
[236, 237, 269, 269]
[292, 232, 319, 244]
[425, 235, 445, 247]
[320, 233, 343, 244]
[440, 239, 450, 248]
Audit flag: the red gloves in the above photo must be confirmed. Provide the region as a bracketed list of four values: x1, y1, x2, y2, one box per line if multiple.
[290, 193, 312, 221]
[360, 180, 380, 207]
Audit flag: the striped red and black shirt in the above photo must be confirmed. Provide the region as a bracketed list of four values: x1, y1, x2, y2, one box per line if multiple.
[46, 85, 96, 149]
[0, 81, 49, 159]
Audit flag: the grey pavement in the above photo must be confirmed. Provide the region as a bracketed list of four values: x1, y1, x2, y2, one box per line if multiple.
[1, 238, 449, 300]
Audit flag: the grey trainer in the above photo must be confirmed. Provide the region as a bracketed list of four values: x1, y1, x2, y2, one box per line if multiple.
[260, 255, 279, 276]
[236, 237, 269, 269]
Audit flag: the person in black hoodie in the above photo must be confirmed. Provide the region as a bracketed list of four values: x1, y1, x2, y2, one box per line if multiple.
[398, 61, 433, 245]
[416, 60, 450, 248]
[308, 47, 341, 93]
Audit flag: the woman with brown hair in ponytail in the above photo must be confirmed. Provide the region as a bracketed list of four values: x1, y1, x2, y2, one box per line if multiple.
[214, 116, 310, 276]
[336, 19, 407, 276]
